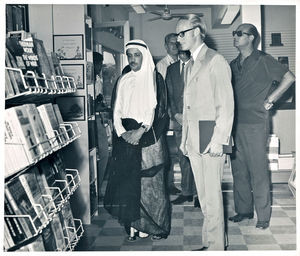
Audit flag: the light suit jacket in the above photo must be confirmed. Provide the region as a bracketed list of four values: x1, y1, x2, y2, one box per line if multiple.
[180, 44, 234, 155]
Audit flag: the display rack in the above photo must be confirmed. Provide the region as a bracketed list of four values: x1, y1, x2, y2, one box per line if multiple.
[5, 122, 81, 180]
[5, 67, 77, 104]
[5, 168, 82, 251]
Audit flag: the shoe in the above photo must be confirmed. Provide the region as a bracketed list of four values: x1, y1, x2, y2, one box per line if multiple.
[127, 235, 137, 242]
[168, 186, 181, 195]
[151, 234, 167, 241]
[194, 197, 200, 208]
[228, 213, 254, 222]
[138, 231, 149, 238]
[193, 246, 208, 251]
[171, 195, 193, 204]
[256, 221, 269, 229]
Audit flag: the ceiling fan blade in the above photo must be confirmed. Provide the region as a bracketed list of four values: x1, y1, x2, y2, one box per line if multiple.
[149, 11, 162, 16]
[171, 13, 204, 18]
[148, 16, 162, 21]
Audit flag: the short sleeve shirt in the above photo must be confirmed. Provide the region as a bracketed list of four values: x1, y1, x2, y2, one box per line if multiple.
[230, 50, 288, 123]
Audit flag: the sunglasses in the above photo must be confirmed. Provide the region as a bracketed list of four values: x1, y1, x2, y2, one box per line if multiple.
[232, 30, 252, 37]
[176, 26, 199, 38]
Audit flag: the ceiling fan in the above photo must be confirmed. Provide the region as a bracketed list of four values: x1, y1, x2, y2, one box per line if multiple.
[147, 5, 203, 21]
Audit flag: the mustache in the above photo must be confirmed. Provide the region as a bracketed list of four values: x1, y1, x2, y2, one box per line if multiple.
[129, 62, 137, 65]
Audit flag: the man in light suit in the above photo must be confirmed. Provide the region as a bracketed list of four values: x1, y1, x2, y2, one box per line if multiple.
[165, 50, 198, 207]
[176, 14, 234, 251]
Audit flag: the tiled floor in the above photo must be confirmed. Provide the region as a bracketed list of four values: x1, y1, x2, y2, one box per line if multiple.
[75, 162, 296, 252]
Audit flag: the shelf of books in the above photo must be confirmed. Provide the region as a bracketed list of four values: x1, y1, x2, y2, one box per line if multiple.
[5, 30, 85, 251]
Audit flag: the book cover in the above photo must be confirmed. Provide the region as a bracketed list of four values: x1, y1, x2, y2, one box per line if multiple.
[5, 48, 21, 95]
[37, 104, 58, 148]
[199, 120, 232, 154]
[18, 168, 48, 224]
[5, 179, 42, 238]
[4, 220, 15, 249]
[5, 110, 32, 176]
[24, 104, 52, 154]
[17, 235, 45, 251]
[5, 68, 15, 97]
[32, 165, 56, 215]
[6, 106, 41, 162]
[59, 201, 76, 243]
[4, 196, 27, 245]
[41, 225, 57, 251]
[50, 213, 66, 251]
[49, 153, 69, 196]
[53, 104, 69, 142]
[33, 38, 54, 80]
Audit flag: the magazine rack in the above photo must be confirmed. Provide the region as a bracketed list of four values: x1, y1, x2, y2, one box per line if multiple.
[5, 67, 77, 103]
[5, 122, 81, 179]
[4, 169, 83, 251]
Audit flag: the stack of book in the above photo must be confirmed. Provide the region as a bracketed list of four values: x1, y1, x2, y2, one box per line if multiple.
[267, 134, 279, 171]
[4, 153, 79, 251]
[5, 103, 71, 177]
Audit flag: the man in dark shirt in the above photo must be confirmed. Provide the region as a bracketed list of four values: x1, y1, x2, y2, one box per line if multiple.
[229, 23, 295, 229]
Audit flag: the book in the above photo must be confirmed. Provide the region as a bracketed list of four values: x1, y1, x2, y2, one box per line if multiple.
[33, 38, 54, 79]
[17, 235, 45, 251]
[5, 109, 33, 176]
[33, 165, 56, 215]
[12, 5, 25, 31]
[41, 225, 57, 251]
[5, 48, 21, 95]
[37, 104, 59, 148]
[37, 159, 61, 206]
[198, 120, 233, 154]
[49, 153, 69, 197]
[6, 106, 41, 163]
[4, 220, 15, 250]
[4, 196, 27, 245]
[18, 167, 48, 224]
[51, 52, 64, 76]
[5, 178, 42, 238]
[6, 5, 14, 32]
[58, 201, 77, 245]
[53, 104, 68, 142]
[50, 213, 66, 250]
[5, 68, 15, 98]
[24, 104, 52, 155]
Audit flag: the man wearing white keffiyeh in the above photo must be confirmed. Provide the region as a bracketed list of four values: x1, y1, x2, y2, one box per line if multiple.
[114, 40, 157, 144]
[104, 39, 171, 242]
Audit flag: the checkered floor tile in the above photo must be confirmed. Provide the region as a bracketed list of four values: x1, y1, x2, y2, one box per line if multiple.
[75, 181, 296, 251]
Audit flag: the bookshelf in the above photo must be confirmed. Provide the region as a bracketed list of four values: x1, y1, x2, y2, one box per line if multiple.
[4, 11, 84, 251]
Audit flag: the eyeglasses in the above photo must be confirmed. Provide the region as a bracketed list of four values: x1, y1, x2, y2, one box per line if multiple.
[176, 26, 199, 38]
[232, 30, 252, 37]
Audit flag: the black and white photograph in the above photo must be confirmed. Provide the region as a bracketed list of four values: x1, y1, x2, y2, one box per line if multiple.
[3, 1, 298, 255]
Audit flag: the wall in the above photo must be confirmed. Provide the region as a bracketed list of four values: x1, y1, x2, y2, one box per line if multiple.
[263, 5, 296, 153]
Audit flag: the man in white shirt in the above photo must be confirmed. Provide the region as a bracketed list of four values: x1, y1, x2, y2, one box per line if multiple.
[156, 33, 179, 79]
[176, 14, 234, 250]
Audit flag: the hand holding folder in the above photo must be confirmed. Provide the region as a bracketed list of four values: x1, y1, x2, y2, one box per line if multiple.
[199, 120, 232, 154]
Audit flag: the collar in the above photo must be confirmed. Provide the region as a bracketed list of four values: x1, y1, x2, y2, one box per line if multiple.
[166, 54, 178, 64]
[191, 43, 205, 61]
[180, 59, 191, 65]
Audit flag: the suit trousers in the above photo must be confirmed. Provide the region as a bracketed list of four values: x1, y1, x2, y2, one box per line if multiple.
[174, 130, 197, 196]
[185, 120, 225, 250]
[231, 122, 271, 222]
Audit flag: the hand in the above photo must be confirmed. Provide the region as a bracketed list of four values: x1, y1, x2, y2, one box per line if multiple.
[174, 113, 183, 126]
[264, 99, 274, 110]
[121, 128, 144, 145]
[202, 142, 223, 157]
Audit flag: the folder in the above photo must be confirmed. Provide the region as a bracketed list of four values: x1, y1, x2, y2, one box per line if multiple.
[199, 120, 232, 154]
